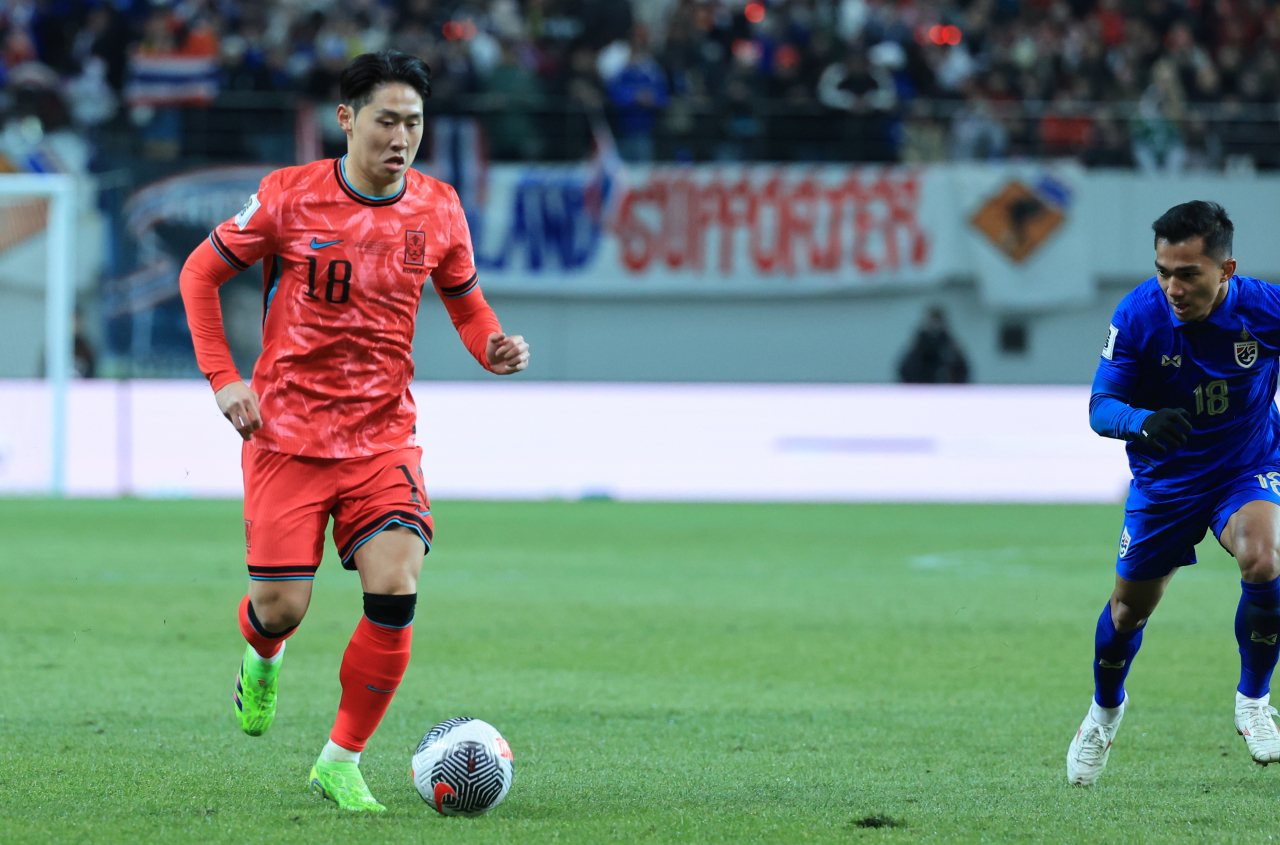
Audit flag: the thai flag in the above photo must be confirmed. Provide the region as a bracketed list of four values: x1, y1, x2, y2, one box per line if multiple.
[125, 54, 219, 107]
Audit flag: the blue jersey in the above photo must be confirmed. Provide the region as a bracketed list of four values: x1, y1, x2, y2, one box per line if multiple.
[1096, 275, 1280, 497]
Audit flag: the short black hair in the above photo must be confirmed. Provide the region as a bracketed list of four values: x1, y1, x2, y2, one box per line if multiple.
[339, 50, 431, 115]
[1152, 200, 1233, 262]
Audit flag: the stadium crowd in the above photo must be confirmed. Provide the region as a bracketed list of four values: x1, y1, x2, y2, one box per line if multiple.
[2, 0, 1279, 167]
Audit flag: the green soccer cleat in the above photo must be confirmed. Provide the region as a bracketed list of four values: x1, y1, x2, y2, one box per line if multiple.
[232, 643, 282, 737]
[309, 758, 387, 813]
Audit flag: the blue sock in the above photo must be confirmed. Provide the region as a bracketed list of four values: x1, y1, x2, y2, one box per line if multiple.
[1236, 578, 1280, 698]
[1094, 602, 1143, 708]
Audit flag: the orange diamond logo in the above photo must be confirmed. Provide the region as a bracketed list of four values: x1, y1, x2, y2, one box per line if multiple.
[970, 181, 1064, 263]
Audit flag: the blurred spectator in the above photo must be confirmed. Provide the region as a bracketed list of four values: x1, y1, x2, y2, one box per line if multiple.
[951, 85, 1008, 160]
[5, 61, 71, 134]
[604, 26, 668, 162]
[817, 47, 898, 161]
[64, 56, 118, 128]
[1094, 0, 1126, 49]
[566, 47, 605, 112]
[3, 0, 1280, 170]
[1081, 110, 1134, 168]
[900, 100, 947, 163]
[898, 307, 970, 385]
[484, 40, 546, 160]
[1130, 60, 1187, 173]
[933, 41, 977, 93]
[716, 65, 763, 161]
[429, 37, 482, 109]
[1039, 90, 1094, 156]
[125, 7, 220, 160]
[1182, 117, 1224, 171]
[817, 49, 896, 113]
[72, 5, 131, 92]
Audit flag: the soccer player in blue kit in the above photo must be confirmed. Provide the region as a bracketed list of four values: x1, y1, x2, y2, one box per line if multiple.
[1067, 201, 1280, 785]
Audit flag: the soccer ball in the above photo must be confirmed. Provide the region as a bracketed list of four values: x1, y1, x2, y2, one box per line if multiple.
[411, 717, 514, 816]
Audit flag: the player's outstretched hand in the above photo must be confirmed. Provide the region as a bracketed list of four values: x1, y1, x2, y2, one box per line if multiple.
[486, 332, 530, 375]
[1138, 407, 1192, 454]
[215, 381, 263, 441]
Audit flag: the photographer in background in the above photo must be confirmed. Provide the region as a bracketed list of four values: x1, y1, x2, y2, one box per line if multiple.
[898, 305, 970, 384]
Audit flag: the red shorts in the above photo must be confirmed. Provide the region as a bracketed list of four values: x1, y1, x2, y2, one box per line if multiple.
[241, 443, 433, 581]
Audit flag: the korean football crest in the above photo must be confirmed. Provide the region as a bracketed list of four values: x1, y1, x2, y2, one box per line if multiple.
[405, 230, 426, 266]
[1118, 526, 1131, 558]
[1235, 327, 1258, 369]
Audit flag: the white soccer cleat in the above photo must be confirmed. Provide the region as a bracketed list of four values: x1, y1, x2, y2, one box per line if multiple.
[1235, 692, 1280, 766]
[1067, 695, 1126, 786]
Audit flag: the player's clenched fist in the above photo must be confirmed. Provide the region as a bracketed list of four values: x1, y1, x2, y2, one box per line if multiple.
[215, 381, 263, 441]
[486, 332, 530, 375]
[1138, 407, 1192, 454]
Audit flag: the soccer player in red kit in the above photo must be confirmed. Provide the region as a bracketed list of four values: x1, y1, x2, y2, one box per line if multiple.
[178, 51, 529, 812]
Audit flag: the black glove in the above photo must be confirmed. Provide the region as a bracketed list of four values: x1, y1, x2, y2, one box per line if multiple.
[1137, 407, 1192, 454]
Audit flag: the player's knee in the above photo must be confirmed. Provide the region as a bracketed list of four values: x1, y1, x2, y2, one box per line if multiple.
[1111, 599, 1150, 633]
[356, 530, 424, 593]
[256, 604, 305, 632]
[250, 592, 309, 631]
[364, 565, 418, 595]
[1237, 545, 1280, 583]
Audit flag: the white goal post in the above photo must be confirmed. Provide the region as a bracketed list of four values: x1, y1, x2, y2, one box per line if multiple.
[0, 173, 78, 496]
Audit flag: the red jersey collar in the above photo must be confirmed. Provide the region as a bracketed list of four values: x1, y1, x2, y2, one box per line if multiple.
[334, 156, 407, 207]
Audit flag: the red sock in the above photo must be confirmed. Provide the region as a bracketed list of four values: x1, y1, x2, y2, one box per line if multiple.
[329, 616, 412, 752]
[237, 594, 296, 658]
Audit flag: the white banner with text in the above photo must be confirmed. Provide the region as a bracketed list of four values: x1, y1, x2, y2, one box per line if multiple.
[120, 162, 1280, 310]
[471, 161, 1095, 307]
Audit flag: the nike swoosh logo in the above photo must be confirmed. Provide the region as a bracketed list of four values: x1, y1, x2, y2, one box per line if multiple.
[310, 238, 342, 249]
[366, 684, 397, 693]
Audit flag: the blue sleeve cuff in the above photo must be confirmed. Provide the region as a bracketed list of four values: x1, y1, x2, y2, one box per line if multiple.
[1089, 372, 1152, 440]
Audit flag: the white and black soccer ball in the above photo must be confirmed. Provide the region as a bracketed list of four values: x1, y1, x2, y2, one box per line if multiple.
[411, 718, 514, 816]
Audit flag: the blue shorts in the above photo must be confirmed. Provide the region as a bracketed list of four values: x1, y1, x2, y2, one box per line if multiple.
[1116, 467, 1280, 581]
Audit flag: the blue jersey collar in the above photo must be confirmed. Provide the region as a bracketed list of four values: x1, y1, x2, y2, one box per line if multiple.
[1167, 275, 1238, 329]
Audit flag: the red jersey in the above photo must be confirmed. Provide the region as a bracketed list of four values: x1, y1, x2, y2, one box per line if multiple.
[180, 157, 501, 458]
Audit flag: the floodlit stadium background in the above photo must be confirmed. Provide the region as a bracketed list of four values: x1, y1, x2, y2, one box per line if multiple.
[3, 0, 1279, 501]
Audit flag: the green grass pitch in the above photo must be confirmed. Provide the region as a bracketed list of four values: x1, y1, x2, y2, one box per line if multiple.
[1, 499, 1277, 844]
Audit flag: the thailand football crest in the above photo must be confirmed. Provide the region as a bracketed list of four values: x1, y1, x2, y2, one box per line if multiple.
[1118, 526, 1131, 558]
[405, 230, 426, 266]
[1236, 328, 1258, 368]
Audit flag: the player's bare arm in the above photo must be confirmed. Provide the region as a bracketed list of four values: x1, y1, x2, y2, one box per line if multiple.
[486, 332, 530, 375]
[215, 381, 263, 441]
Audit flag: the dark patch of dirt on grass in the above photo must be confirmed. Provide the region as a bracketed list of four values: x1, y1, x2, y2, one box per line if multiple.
[852, 815, 903, 829]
